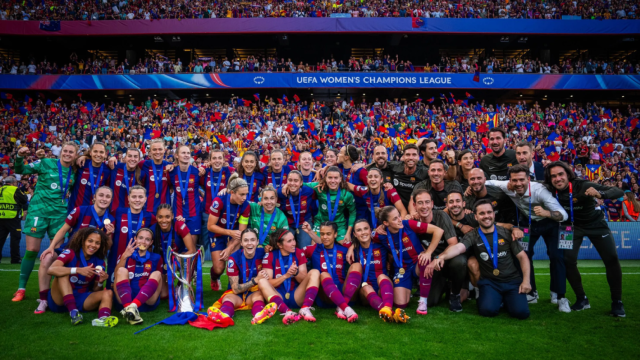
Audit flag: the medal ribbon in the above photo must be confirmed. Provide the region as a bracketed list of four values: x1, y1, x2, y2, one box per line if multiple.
[289, 192, 301, 230]
[478, 229, 499, 273]
[88, 161, 104, 196]
[258, 209, 277, 245]
[322, 244, 337, 279]
[57, 160, 72, 203]
[386, 228, 404, 270]
[277, 251, 293, 293]
[326, 189, 341, 221]
[360, 244, 373, 284]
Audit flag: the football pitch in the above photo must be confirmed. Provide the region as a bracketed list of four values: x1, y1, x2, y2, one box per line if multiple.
[1, 260, 638, 360]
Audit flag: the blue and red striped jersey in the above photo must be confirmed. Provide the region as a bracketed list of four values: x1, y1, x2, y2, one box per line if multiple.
[261, 248, 307, 293]
[108, 208, 156, 278]
[277, 185, 316, 229]
[242, 170, 266, 203]
[65, 205, 115, 244]
[168, 165, 201, 219]
[109, 163, 138, 213]
[209, 194, 250, 241]
[374, 220, 429, 268]
[200, 166, 234, 215]
[149, 221, 191, 258]
[353, 243, 389, 283]
[227, 248, 266, 284]
[303, 243, 349, 286]
[57, 248, 105, 294]
[262, 165, 295, 189]
[139, 160, 171, 213]
[352, 186, 401, 227]
[67, 161, 110, 212]
[124, 251, 163, 292]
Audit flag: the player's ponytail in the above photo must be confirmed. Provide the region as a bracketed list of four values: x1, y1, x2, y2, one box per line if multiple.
[376, 206, 397, 225]
[227, 173, 248, 192]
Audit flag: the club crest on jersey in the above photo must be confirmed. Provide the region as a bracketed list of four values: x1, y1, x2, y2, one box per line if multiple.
[81, 178, 88, 185]
[339, 201, 343, 205]
[410, 177, 415, 182]
[402, 236, 409, 243]
[498, 239, 505, 246]
[508, 164, 513, 167]
[50, 183, 58, 189]
[492, 201, 498, 207]
[301, 201, 307, 207]
[374, 250, 381, 257]
[121, 226, 129, 233]
[189, 179, 194, 184]
[30, 227, 37, 233]
[337, 253, 343, 260]
[394, 278, 400, 284]
[573, 198, 578, 203]
[144, 263, 152, 271]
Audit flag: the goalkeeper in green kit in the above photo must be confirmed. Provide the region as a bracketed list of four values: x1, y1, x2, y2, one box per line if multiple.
[284, 166, 356, 245]
[11, 143, 78, 302]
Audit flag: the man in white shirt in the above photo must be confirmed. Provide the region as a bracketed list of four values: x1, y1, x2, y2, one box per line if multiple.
[486, 164, 570, 312]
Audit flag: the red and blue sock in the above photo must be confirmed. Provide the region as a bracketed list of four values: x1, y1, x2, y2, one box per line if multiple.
[418, 263, 432, 298]
[251, 300, 265, 316]
[302, 286, 318, 308]
[116, 280, 133, 306]
[269, 295, 290, 314]
[132, 279, 158, 308]
[220, 301, 235, 317]
[342, 272, 362, 303]
[98, 307, 111, 318]
[39, 289, 49, 301]
[321, 278, 348, 311]
[379, 278, 394, 308]
[63, 294, 77, 313]
[367, 292, 384, 310]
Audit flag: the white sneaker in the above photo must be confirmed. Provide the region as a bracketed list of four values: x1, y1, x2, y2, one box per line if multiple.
[475, 287, 480, 300]
[123, 303, 143, 324]
[526, 291, 539, 304]
[550, 291, 558, 304]
[34, 299, 48, 314]
[558, 298, 571, 313]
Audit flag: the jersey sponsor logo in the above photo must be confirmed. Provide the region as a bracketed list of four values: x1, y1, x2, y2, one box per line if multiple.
[497, 251, 507, 258]
[116, 180, 122, 186]
[67, 215, 73, 220]
[321, 262, 327, 270]
[479, 252, 489, 261]
[81, 178, 88, 185]
[393, 179, 399, 186]
[321, 204, 327, 210]
[207, 181, 211, 187]
[70, 276, 79, 283]
[134, 271, 149, 278]
[176, 187, 181, 192]
[129, 272, 135, 279]
[275, 273, 282, 278]
[50, 183, 58, 189]
[220, 218, 226, 224]
[490, 175, 497, 180]
[121, 226, 129, 233]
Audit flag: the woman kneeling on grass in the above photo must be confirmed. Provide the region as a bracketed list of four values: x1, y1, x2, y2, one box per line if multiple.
[47, 227, 117, 327]
[259, 229, 320, 325]
[348, 219, 407, 323]
[113, 228, 163, 325]
[207, 229, 278, 326]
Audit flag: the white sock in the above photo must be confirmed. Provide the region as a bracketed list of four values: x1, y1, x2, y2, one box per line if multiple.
[420, 297, 428, 303]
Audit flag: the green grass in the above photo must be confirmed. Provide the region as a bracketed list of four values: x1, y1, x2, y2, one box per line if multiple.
[1, 260, 638, 360]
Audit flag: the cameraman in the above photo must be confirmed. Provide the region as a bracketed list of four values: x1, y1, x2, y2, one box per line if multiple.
[0, 176, 28, 264]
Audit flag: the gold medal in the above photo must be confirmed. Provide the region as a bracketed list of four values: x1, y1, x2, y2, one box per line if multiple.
[361, 282, 368, 288]
[296, 229, 300, 235]
[155, 193, 160, 198]
[399, 268, 405, 275]
[285, 293, 290, 300]
[493, 269, 500, 276]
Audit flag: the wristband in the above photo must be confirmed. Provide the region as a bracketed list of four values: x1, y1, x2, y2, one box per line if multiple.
[70, 267, 77, 275]
[97, 282, 104, 287]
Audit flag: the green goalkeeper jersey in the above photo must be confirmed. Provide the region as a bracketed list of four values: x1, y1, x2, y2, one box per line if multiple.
[15, 156, 75, 218]
[248, 202, 289, 245]
[305, 182, 356, 232]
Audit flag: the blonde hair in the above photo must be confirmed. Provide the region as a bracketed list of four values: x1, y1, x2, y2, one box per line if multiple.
[227, 173, 248, 192]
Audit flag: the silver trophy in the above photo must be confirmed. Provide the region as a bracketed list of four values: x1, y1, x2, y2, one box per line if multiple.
[167, 246, 204, 313]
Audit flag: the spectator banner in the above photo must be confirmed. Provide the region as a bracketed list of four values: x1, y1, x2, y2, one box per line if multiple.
[5, 222, 640, 261]
[2, 73, 640, 90]
[532, 222, 640, 261]
[0, 18, 638, 36]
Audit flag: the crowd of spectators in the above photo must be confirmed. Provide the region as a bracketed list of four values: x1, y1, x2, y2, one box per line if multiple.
[1, 92, 639, 203]
[1, 0, 637, 21]
[2, 52, 638, 75]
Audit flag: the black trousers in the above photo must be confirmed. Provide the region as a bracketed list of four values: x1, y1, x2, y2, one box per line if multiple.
[565, 226, 622, 301]
[427, 254, 467, 307]
[0, 218, 22, 263]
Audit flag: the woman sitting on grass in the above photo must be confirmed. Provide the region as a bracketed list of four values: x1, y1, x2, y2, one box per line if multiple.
[46, 227, 117, 327]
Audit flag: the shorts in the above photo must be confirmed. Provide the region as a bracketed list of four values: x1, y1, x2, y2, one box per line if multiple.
[209, 236, 228, 252]
[392, 263, 418, 290]
[200, 212, 211, 247]
[24, 213, 66, 239]
[184, 216, 201, 236]
[112, 291, 161, 312]
[275, 283, 300, 309]
[48, 290, 91, 313]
